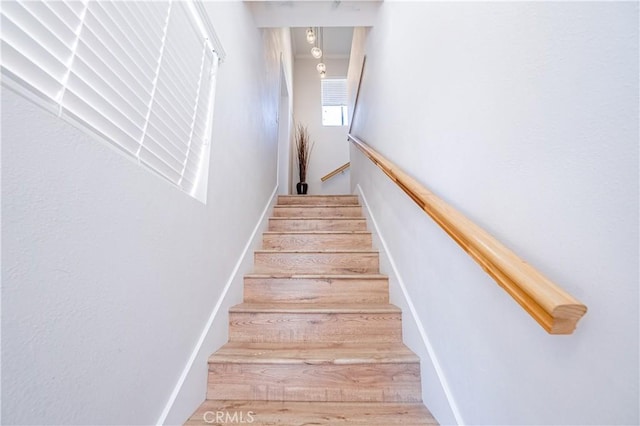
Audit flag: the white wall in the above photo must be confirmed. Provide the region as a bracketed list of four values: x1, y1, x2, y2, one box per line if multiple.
[1, 2, 293, 424]
[346, 27, 368, 127]
[350, 2, 638, 425]
[293, 57, 350, 194]
[277, 64, 293, 195]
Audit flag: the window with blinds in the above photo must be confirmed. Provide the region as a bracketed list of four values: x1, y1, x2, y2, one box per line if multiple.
[0, 0, 221, 199]
[321, 78, 348, 126]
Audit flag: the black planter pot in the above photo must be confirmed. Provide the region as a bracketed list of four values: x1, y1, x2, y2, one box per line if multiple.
[296, 182, 308, 195]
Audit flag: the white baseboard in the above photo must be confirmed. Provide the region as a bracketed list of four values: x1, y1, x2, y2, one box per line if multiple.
[355, 184, 465, 426]
[156, 185, 278, 425]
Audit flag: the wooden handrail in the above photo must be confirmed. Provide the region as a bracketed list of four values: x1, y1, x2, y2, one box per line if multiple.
[348, 134, 587, 334]
[321, 162, 351, 182]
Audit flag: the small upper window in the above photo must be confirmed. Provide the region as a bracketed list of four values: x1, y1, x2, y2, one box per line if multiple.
[321, 78, 348, 126]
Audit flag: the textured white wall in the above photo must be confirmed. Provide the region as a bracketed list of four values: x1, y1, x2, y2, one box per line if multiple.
[273, 27, 295, 196]
[346, 27, 368, 126]
[1, 2, 293, 424]
[293, 57, 351, 195]
[350, 2, 638, 425]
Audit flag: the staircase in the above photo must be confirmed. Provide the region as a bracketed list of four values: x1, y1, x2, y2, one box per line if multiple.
[186, 195, 437, 425]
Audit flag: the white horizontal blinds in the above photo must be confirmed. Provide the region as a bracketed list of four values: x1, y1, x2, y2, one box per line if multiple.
[143, 2, 214, 191]
[321, 78, 348, 107]
[0, 0, 84, 103]
[1, 0, 217, 196]
[183, 50, 217, 192]
[61, 1, 170, 155]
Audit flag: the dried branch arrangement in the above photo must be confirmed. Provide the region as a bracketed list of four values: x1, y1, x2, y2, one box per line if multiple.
[295, 123, 315, 182]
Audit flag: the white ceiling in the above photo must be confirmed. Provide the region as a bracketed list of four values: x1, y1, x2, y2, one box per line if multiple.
[291, 27, 354, 59]
[248, 1, 381, 28]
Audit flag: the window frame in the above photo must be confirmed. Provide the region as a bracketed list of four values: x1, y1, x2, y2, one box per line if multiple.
[321, 77, 348, 127]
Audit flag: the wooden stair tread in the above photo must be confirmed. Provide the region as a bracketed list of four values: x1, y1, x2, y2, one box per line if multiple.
[254, 251, 379, 274]
[279, 195, 358, 197]
[263, 231, 371, 235]
[278, 195, 358, 199]
[275, 204, 362, 208]
[269, 218, 367, 231]
[244, 274, 389, 304]
[270, 217, 365, 220]
[262, 232, 373, 250]
[273, 206, 363, 218]
[186, 400, 438, 425]
[209, 342, 419, 364]
[230, 303, 401, 314]
[244, 273, 387, 279]
[256, 249, 378, 254]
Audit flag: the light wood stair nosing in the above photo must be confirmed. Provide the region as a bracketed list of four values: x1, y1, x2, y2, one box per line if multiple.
[263, 230, 372, 235]
[255, 249, 379, 254]
[229, 302, 401, 314]
[208, 342, 420, 365]
[274, 204, 362, 208]
[278, 195, 359, 200]
[269, 218, 368, 232]
[279, 194, 358, 197]
[244, 273, 388, 279]
[272, 206, 363, 218]
[269, 217, 366, 221]
[243, 275, 390, 304]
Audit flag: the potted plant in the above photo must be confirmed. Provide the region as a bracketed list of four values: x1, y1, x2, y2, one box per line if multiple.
[294, 123, 314, 194]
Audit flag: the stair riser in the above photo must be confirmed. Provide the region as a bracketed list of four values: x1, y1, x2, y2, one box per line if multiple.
[273, 206, 362, 218]
[269, 219, 367, 232]
[207, 363, 421, 402]
[244, 277, 389, 304]
[229, 312, 402, 343]
[262, 233, 372, 250]
[255, 252, 379, 274]
[278, 195, 359, 205]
